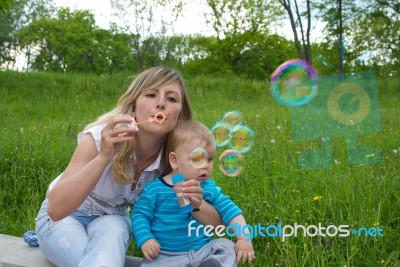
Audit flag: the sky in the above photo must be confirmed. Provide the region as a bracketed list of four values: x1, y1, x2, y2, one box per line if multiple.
[14, 0, 324, 69]
[14, 0, 214, 69]
[52, 0, 215, 36]
[52, 0, 325, 42]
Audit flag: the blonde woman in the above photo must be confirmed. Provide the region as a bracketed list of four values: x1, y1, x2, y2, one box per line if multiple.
[35, 67, 222, 267]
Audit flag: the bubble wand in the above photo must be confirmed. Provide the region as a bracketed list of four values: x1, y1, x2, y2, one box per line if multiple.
[137, 112, 165, 125]
[124, 112, 166, 128]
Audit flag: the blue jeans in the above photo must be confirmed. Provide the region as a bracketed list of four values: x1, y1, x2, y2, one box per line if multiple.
[35, 198, 131, 267]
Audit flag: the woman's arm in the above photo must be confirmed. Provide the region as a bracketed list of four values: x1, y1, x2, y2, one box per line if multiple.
[190, 201, 224, 227]
[47, 115, 136, 221]
[47, 134, 107, 221]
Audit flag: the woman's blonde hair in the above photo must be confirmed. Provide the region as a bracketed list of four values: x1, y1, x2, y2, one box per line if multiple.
[84, 67, 193, 184]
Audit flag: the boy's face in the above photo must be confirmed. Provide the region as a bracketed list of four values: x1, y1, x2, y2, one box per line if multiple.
[169, 140, 216, 182]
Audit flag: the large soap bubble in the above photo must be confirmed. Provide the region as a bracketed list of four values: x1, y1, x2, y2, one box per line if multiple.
[229, 125, 255, 153]
[270, 59, 318, 107]
[211, 121, 231, 147]
[189, 147, 209, 169]
[222, 110, 244, 127]
[219, 150, 244, 177]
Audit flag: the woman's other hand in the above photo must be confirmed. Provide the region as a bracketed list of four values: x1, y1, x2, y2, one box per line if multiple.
[181, 179, 203, 209]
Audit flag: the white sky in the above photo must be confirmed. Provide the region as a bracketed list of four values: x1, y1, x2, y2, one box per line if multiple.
[52, 0, 215, 36]
[14, 0, 325, 70]
[52, 0, 325, 42]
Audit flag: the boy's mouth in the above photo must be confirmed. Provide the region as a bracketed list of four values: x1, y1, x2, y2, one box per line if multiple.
[198, 173, 208, 180]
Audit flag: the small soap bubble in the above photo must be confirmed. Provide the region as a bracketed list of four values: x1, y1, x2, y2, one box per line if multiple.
[190, 147, 208, 168]
[229, 125, 255, 153]
[219, 150, 244, 177]
[222, 111, 244, 127]
[211, 121, 231, 147]
[270, 59, 318, 107]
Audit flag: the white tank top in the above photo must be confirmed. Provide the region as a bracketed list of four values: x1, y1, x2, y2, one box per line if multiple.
[47, 124, 162, 216]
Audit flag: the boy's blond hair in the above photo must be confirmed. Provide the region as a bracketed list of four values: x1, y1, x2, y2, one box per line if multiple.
[166, 120, 215, 160]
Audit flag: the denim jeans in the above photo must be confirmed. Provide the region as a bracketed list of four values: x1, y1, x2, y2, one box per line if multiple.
[35, 198, 131, 267]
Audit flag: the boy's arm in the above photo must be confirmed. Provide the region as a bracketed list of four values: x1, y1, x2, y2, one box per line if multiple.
[229, 215, 255, 264]
[205, 180, 255, 264]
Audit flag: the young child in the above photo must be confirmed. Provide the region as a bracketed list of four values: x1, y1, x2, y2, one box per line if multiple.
[131, 120, 255, 267]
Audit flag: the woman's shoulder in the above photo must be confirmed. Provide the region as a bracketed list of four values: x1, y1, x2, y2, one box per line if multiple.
[78, 124, 105, 138]
[77, 124, 106, 149]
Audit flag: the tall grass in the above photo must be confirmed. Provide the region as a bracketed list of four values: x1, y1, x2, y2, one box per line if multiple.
[0, 70, 399, 266]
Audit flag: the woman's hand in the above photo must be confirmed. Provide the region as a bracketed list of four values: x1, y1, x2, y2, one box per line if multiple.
[99, 115, 138, 163]
[183, 179, 224, 227]
[181, 179, 203, 209]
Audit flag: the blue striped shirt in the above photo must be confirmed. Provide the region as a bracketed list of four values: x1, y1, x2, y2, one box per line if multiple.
[131, 177, 242, 252]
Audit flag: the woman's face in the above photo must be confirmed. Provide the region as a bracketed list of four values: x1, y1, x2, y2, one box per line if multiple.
[134, 81, 183, 136]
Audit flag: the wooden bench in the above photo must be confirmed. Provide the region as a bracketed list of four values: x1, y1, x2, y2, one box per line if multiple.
[0, 234, 142, 267]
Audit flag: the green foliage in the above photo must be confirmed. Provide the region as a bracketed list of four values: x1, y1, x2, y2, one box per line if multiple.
[184, 33, 298, 80]
[110, 0, 184, 71]
[1, 70, 399, 266]
[205, 0, 282, 38]
[0, 0, 55, 68]
[2, 0, 400, 79]
[349, 1, 400, 77]
[17, 7, 136, 74]
[0, 0, 25, 65]
[277, 0, 313, 62]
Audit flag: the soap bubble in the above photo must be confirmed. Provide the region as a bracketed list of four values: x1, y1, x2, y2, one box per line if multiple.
[211, 121, 231, 147]
[270, 59, 318, 107]
[219, 150, 244, 177]
[229, 125, 255, 153]
[222, 110, 243, 127]
[190, 147, 208, 168]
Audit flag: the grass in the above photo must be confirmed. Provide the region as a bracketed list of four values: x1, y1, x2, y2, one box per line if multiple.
[0, 70, 399, 266]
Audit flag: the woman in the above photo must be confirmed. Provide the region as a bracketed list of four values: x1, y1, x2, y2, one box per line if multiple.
[35, 67, 222, 267]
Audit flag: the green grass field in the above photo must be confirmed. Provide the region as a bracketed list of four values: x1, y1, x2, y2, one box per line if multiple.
[0, 70, 399, 266]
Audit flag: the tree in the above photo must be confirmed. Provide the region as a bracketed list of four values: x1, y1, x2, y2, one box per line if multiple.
[313, 0, 359, 77]
[202, 0, 288, 79]
[349, 0, 399, 76]
[109, 0, 183, 71]
[183, 32, 297, 80]
[0, 0, 19, 66]
[0, 0, 54, 69]
[277, 0, 313, 63]
[93, 25, 136, 74]
[205, 0, 281, 39]
[18, 8, 99, 72]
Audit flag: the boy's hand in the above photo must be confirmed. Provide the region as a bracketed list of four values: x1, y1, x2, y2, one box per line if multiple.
[235, 238, 255, 264]
[141, 239, 160, 261]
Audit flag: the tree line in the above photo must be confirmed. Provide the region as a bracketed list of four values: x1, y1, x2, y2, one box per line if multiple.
[1, 0, 398, 79]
